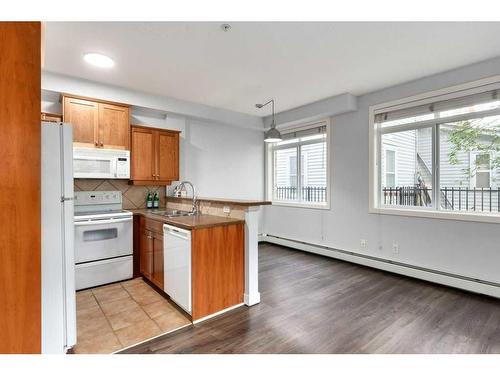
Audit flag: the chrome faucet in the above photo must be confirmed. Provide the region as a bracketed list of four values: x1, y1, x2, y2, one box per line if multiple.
[173, 181, 199, 215]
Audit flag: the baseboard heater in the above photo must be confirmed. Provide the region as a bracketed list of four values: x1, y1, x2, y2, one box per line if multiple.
[260, 234, 500, 299]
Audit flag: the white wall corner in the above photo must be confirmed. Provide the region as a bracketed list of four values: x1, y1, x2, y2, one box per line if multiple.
[263, 92, 358, 129]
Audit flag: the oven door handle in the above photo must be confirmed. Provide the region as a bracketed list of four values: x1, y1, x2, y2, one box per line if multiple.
[74, 217, 133, 226]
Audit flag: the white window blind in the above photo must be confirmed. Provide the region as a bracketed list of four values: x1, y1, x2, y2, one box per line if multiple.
[375, 89, 500, 128]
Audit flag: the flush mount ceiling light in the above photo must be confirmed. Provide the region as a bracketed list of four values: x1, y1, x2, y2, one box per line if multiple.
[83, 52, 115, 68]
[255, 99, 282, 143]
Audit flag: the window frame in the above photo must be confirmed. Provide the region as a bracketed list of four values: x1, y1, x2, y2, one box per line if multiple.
[266, 118, 331, 210]
[369, 74, 500, 224]
[378, 124, 437, 212]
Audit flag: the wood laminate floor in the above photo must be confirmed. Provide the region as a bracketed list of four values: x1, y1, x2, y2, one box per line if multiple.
[120, 243, 500, 354]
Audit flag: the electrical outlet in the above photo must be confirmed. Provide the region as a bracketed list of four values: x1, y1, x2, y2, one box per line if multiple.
[392, 243, 400, 254]
[223, 205, 231, 214]
[360, 239, 368, 250]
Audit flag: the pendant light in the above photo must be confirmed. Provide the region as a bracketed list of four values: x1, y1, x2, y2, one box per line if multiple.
[255, 99, 282, 143]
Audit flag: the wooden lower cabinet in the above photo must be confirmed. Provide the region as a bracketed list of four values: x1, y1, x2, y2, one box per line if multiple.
[139, 229, 153, 279]
[191, 223, 244, 320]
[135, 215, 244, 320]
[152, 233, 164, 289]
[138, 217, 163, 289]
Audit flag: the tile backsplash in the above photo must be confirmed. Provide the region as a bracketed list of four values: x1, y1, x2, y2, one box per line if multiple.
[74, 179, 166, 209]
[166, 200, 246, 219]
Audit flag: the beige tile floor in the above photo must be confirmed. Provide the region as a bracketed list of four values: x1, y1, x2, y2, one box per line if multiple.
[74, 278, 191, 354]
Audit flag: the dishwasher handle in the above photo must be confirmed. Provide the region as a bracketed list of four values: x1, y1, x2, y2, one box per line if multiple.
[163, 224, 191, 240]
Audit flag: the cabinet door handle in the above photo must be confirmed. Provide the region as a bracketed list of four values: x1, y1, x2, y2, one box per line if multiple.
[100, 142, 103, 147]
[94, 141, 98, 146]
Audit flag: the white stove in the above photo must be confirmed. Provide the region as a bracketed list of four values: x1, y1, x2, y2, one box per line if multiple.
[74, 191, 133, 290]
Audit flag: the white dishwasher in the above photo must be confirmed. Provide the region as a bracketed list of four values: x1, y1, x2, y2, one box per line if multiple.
[163, 224, 192, 314]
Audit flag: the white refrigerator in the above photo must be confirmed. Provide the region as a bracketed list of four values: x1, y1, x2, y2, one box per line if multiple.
[41, 121, 77, 354]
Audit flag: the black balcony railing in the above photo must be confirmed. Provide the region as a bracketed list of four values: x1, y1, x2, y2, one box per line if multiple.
[382, 186, 500, 212]
[275, 186, 327, 203]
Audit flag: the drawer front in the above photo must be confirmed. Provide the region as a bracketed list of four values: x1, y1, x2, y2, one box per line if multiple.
[143, 217, 164, 234]
[75, 255, 133, 290]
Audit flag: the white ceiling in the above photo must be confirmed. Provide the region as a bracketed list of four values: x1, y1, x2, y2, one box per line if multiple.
[44, 22, 500, 116]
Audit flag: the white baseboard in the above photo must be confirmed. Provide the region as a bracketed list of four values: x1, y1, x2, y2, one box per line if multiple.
[244, 292, 261, 306]
[260, 234, 500, 299]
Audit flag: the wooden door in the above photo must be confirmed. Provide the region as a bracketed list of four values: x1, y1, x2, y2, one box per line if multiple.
[139, 229, 153, 279]
[98, 103, 130, 149]
[156, 130, 179, 182]
[63, 96, 98, 147]
[131, 126, 155, 181]
[0, 21, 41, 354]
[152, 233, 164, 289]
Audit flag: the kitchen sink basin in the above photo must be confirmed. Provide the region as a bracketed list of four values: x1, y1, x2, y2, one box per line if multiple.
[151, 209, 197, 218]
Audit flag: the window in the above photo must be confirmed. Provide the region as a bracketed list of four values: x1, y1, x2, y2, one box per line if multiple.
[384, 149, 396, 188]
[471, 152, 492, 188]
[380, 127, 433, 208]
[370, 78, 500, 221]
[268, 120, 330, 208]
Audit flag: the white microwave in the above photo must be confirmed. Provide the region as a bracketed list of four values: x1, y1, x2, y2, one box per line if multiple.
[73, 147, 130, 179]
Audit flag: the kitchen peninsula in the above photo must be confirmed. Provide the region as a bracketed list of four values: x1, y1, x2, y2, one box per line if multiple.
[131, 194, 270, 321]
[164, 196, 271, 307]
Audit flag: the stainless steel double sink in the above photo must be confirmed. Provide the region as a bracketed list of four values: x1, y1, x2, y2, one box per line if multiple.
[150, 209, 197, 218]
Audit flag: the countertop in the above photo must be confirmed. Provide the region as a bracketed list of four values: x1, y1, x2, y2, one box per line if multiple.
[131, 209, 245, 230]
[166, 196, 271, 207]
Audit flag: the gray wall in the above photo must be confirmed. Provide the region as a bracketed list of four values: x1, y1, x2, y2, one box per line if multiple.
[263, 56, 500, 284]
[131, 112, 266, 200]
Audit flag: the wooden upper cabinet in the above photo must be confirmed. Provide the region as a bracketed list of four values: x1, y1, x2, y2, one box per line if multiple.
[131, 127, 155, 181]
[63, 96, 98, 147]
[98, 103, 130, 149]
[62, 95, 130, 150]
[41, 112, 62, 123]
[157, 131, 179, 181]
[130, 125, 180, 185]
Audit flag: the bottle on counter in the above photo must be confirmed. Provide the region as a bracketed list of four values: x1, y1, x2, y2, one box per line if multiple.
[153, 192, 159, 209]
[146, 192, 153, 209]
